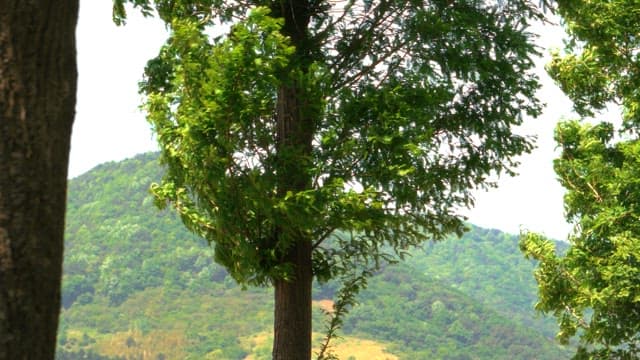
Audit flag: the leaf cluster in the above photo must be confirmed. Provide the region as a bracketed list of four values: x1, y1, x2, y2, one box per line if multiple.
[521, 1, 640, 358]
[547, 0, 640, 129]
[521, 122, 640, 358]
[120, 1, 544, 291]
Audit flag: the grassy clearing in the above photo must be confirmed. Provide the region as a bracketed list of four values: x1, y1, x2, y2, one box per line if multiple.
[96, 329, 188, 359]
[241, 330, 399, 360]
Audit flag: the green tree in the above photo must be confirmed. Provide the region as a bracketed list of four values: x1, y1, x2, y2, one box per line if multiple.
[520, 1, 640, 358]
[0, 0, 78, 358]
[114, 1, 544, 358]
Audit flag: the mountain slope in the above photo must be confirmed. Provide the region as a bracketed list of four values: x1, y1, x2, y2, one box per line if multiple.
[405, 225, 567, 340]
[58, 153, 570, 359]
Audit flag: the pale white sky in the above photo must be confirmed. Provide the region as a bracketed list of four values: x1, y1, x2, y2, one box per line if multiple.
[71, 2, 601, 240]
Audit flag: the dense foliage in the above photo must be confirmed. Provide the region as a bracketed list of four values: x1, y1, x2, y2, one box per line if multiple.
[344, 266, 560, 359]
[116, 2, 548, 355]
[117, 0, 541, 301]
[520, 1, 640, 359]
[411, 225, 568, 340]
[58, 153, 571, 359]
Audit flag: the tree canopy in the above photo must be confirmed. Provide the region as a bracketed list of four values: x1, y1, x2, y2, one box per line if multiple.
[117, 0, 543, 286]
[520, 1, 640, 358]
[115, 1, 545, 357]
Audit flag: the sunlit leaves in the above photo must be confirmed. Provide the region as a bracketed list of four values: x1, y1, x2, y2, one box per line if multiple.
[548, 0, 640, 129]
[522, 116, 640, 359]
[129, 1, 543, 296]
[142, 7, 299, 285]
[522, 1, 640, 355]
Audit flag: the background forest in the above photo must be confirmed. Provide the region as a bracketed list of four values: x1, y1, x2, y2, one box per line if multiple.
[56, 153, 571, 359]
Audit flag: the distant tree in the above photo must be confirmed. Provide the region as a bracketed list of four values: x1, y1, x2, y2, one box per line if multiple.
[114, 1, 544, 358]
[520, 1, 640, 358]
[0, 1, 78, 358]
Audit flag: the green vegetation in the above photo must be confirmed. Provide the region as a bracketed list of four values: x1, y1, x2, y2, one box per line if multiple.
[409, 226, 568, 340]
[58, 153, 571, 359]
[520, 1, 640, 358]
[114, 1, 546, 356]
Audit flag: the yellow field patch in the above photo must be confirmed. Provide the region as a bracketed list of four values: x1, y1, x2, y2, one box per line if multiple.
[313, 299, 336, 314]
[242, 331, 273, 360]
[242, 330, 398, 360]
[95, 328, 188, 359]
[317, 336, 399, 360]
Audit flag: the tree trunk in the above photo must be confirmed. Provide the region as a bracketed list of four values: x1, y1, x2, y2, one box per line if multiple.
[0, 1, 78, 359]
[273, 240, 313, 360]
[272, 80, 315, 359]
[271, 1, 315, 358]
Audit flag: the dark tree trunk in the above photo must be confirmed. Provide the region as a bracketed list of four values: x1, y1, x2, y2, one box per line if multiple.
[272, 80, 315, 360]
[0, 1, 78, 359]
[271, 1, 315, 355]
[273, 239, 313, 360]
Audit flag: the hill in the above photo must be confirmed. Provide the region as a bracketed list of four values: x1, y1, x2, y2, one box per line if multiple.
[57, 152, 571, 359]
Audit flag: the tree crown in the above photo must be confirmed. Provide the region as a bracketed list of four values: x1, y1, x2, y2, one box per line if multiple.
[116, 0, 544, 286]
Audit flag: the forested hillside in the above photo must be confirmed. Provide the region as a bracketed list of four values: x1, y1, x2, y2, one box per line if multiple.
[57, 153, 571, 359]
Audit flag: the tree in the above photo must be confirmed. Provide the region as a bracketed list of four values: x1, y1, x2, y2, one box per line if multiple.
[0, 1, 79, 358]
[520, 1, 640, 358]
[114, 1, 544, 358]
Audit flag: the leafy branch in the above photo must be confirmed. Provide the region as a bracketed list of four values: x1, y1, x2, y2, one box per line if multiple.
[315, 270, 371, 360]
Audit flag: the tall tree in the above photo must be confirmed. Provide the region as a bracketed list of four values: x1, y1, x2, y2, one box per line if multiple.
[520, 1, 640, 359]
[0, 0, 79, 359]
[115, 1, 544, 358]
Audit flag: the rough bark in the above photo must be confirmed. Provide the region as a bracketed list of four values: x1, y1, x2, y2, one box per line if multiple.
[273, 239, 313, 360]
[0, 1, 78, 359]
[271, 1, 315, 355]
[272, 80, 315, 360]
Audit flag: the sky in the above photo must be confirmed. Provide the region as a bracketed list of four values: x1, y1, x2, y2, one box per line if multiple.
[71, 2, 595, 240]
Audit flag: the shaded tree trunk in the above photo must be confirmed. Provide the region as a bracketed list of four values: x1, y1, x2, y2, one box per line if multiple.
[273, 239, 313, 360]
[271, 1, 315, 355]
[0, 1, 78, 358]
[272, 80, 315, 360]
